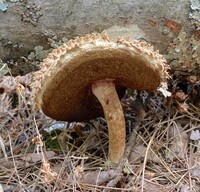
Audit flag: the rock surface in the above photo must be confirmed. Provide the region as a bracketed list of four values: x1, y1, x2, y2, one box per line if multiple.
[0, 0, 192, 60]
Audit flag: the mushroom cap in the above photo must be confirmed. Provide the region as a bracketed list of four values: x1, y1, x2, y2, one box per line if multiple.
[31, 33, 169, 122]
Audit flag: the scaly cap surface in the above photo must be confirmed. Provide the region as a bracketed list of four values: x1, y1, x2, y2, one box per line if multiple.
[31, 33, 169, 121]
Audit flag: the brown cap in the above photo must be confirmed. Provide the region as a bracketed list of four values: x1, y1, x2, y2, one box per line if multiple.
[31, 33, 169, 122]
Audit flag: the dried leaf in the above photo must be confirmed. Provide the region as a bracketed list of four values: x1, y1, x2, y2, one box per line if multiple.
[73, 123, 86, 137]
[32, 134, 43, 145]
[177, 102, 189, 113]
[16, 73, 33, 87]
[74, 165, 84, 180]
[41, 161, 58, 183]
[190, 130, 200, 140]
[16, 84, 25, 94]
[141, 181, 169, 192]
[0, 183, 3, 192]
[0, 93, 12, 115]
[157, 82, 171, 97]
[192, 169, 200, 176]
[82, 170, 119, 185]
[166, 123, 189, 160]
[0, 74, 33, 95]
[180, 184, 190, 192]
[174, 91, 188, 102]
[129, 145, 146, 161]
[1, 159, 27, 169]
[165, 19, 182, 33]
[187, 75, 197, 83]
[0, 61, 8, 76]
[192, 29, 200, 37]
[0, 76, 16, 93]
[148, 19, 158, 27]
[129, 145, 162, 164]
[0, 135, 7, 160]
[22, 151, 56, 163]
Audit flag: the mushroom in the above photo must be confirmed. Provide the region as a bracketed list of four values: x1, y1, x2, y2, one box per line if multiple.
[31, 33, 169, 163]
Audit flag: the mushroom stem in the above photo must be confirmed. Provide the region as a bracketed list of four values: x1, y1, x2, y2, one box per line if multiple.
[92, 79, 126, 163]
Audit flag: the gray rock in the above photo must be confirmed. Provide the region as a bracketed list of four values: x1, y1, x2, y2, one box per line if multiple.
[0, 0, 191, 60]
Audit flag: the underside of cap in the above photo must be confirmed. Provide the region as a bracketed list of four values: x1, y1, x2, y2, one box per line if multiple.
[31, 33, 169, 122]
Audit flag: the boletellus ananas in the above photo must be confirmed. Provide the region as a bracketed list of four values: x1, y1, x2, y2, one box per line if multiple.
[31, 33, 169, 163]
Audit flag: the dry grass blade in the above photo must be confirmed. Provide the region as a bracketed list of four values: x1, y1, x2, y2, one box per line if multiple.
[141, 127, 159, 192]
[0, 135, 7, 160]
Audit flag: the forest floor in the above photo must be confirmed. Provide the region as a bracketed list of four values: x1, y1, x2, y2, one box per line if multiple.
[0, 28, 200, 191]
